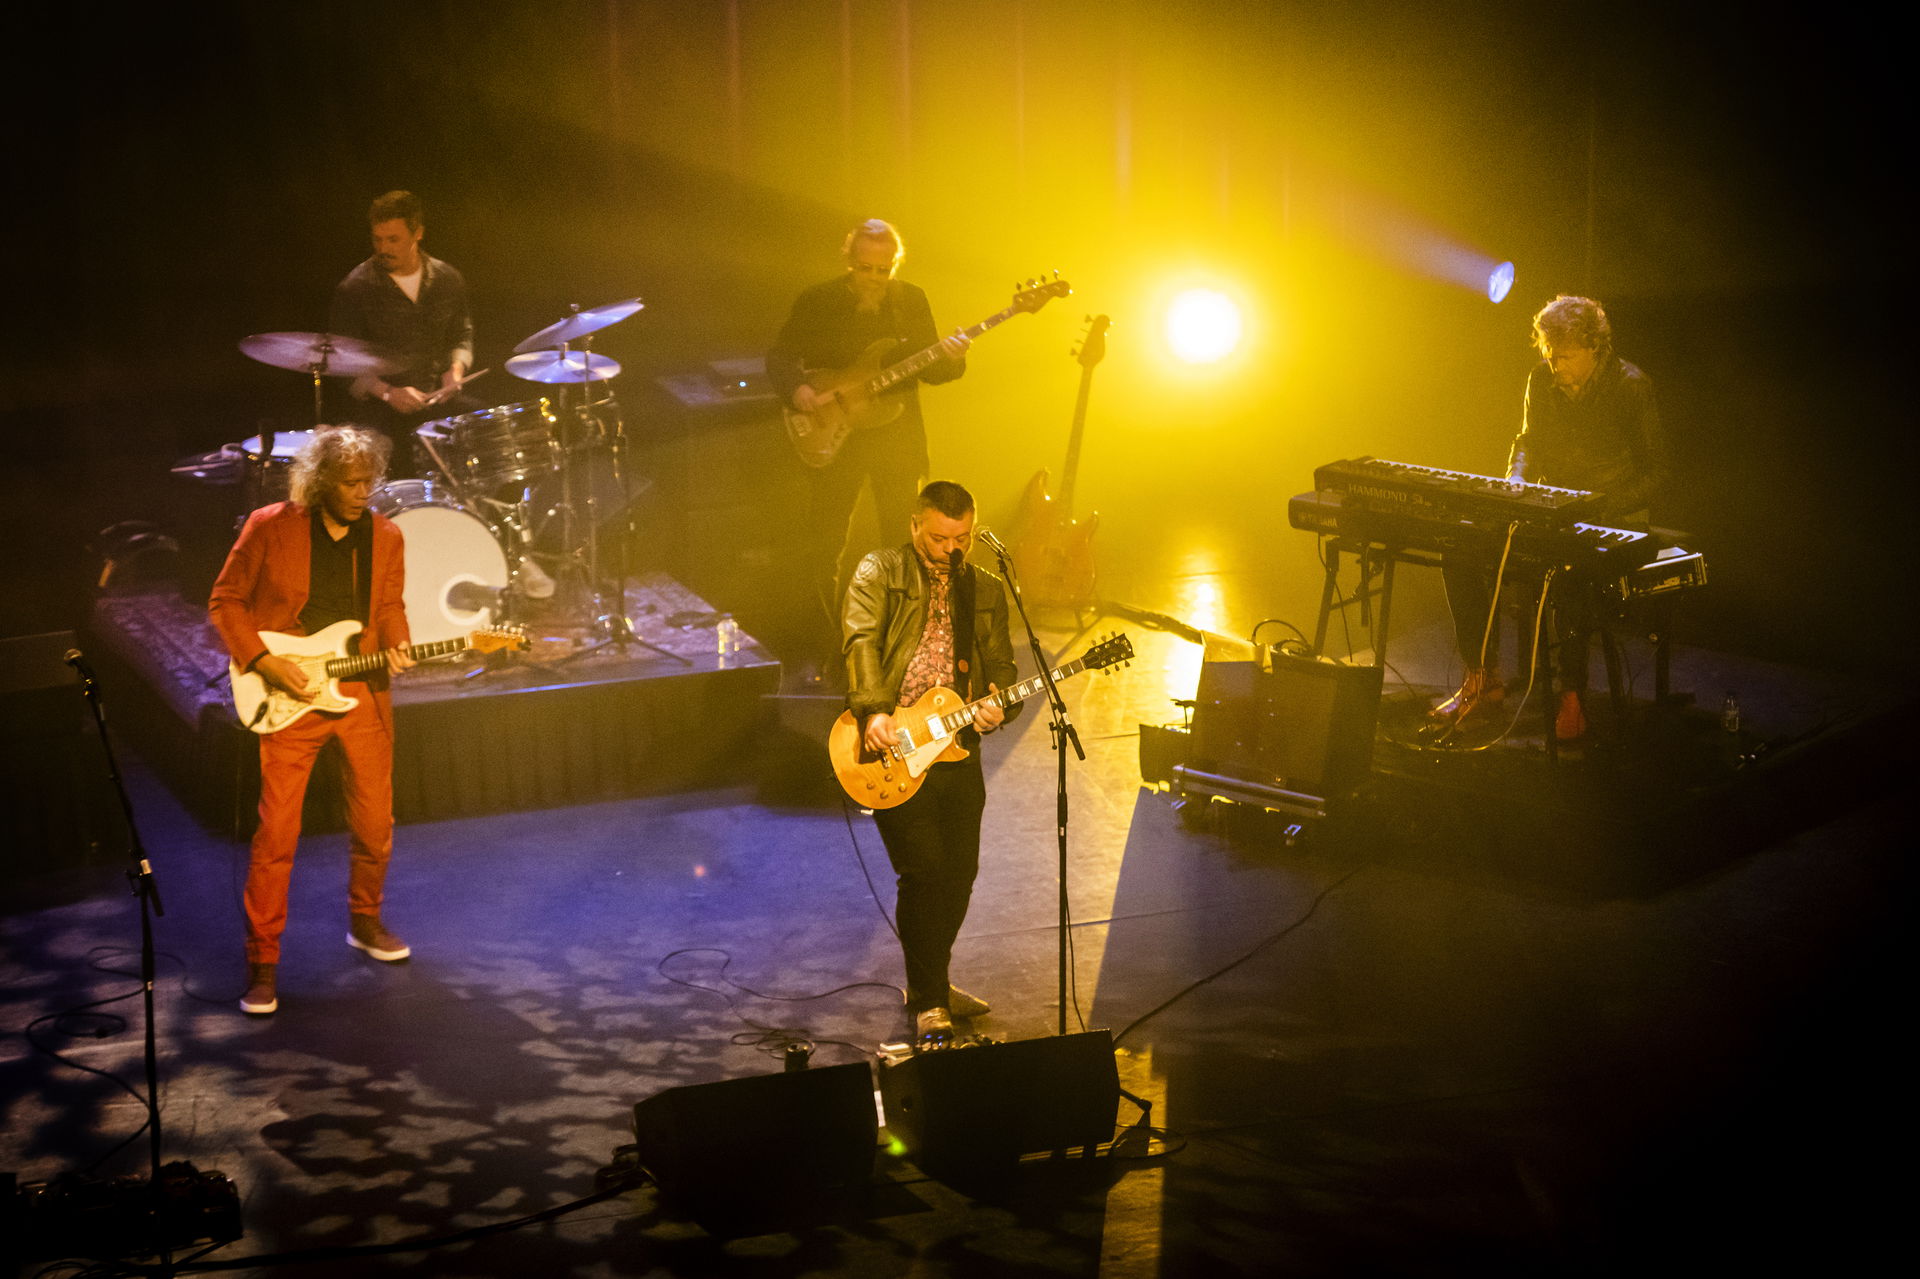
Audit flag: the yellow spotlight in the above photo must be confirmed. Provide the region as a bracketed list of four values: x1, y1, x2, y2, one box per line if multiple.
[1164, 289, 1242, 364]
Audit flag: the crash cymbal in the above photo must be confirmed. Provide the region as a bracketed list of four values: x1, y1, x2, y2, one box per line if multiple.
[239, 332, 402, 378]
[512, 298, 644, 354]
[505, 350, 623, 384]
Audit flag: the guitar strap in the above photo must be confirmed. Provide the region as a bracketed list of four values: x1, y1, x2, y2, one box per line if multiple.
[951, 563, 977, 701]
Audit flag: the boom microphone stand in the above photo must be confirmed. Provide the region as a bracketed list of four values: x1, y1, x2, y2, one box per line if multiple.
[979, 530, 1084, 1036]
[65, 647, 172, 1268]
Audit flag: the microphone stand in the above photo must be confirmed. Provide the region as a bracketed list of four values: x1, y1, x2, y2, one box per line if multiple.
[983, 535, 1084, 1036]
[68, 650, 173, 1271]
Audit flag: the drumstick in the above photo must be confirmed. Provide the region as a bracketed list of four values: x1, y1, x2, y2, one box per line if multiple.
[425, 368, 489, 407]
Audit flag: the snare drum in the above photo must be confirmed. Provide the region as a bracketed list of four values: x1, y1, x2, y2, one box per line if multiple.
[417, 400, 558, 492]
[366, 480, 510, 644]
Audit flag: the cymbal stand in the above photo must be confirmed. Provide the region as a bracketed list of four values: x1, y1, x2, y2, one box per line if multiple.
[552, 330, 682, 666]
[305, 340, 332, 425]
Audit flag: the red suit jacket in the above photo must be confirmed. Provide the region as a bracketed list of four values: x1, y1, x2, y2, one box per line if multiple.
[210, 501, 410, 729]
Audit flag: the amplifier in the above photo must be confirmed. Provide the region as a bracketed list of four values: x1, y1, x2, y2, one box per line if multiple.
[1189, 634, 1382, 798]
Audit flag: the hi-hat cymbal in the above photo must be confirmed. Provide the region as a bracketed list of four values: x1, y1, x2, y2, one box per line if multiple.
[505, 350, 623, 384]
[512, 298, 644, 354]
[239, 332, 402, 378]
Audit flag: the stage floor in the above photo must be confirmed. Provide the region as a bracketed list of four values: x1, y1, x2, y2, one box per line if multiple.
[2, 614, 1909, 1276]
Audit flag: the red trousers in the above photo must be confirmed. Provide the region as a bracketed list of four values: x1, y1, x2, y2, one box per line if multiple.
[245, 694, 394, 964]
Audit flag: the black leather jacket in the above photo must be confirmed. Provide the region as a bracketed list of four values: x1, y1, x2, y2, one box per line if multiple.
[843, 545, 1022, 743]
[1508, 356, 1670, 519]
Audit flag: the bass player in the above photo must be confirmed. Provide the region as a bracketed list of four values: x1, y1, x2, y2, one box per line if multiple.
[768, 218, 970, 687]
[209, 425, 416, 1015]
[843, 481, 1017, 1044]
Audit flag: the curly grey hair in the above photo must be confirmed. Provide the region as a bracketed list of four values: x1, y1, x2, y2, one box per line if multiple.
[289, 425, 390, 507]
[1531, 295, 1612, 359]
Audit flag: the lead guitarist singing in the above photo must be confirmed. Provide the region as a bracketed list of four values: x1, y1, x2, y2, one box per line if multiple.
[1435, 295, 1672, 741]
[768, 219, 970, 687]
[843, 481, 1017, 1044]
[209, 426, 416, 1016]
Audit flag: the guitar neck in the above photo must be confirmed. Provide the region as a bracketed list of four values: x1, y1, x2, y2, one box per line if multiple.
[937, 655, 1090, 731]
[324, 635, 467, 679]
[867, 306, 1019, 395]
[1058, 363, 1098, 514]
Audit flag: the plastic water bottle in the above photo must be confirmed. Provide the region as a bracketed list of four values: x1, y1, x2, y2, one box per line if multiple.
[1720, 692, 1741, 734]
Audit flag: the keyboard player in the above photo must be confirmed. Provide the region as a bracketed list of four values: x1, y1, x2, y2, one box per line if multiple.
[1435, 295, 1672, 741]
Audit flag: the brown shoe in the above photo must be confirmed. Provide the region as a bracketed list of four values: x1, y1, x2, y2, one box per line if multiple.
[1431, 667, 1505, 721]
[347, 914, 411, 962]
[1555, 689, 1587, 742]
[240, 962, 278, 1015]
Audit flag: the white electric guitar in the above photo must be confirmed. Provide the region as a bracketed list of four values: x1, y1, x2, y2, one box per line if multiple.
[229, 620, 527, 734]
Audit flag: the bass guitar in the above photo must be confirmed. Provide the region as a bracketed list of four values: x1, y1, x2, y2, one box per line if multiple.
[829, 632, 1133, 808]
[1010, 313, 1108, 609]
[783, 275, 1071, 468]
[230, 620, 527, 734]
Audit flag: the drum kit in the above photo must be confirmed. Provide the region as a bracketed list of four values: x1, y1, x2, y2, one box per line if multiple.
[179, 298, 670, 657]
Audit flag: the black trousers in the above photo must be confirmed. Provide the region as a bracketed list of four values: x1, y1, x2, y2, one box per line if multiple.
[872, 752, 985, 1013]
[804, 420, 926, 658]
[1441, 555, 1593, 692]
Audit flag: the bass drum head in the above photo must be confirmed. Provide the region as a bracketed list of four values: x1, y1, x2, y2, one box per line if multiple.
[367, 480, 509, 644]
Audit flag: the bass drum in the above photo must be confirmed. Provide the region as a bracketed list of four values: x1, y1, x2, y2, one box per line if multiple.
[366, 480, 509, 644]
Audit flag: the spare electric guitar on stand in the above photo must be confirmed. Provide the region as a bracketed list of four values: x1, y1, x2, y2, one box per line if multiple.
[1010, 313, 1108, 612]
[229, 621, 527, 734]
[783, 275, 1072, 468]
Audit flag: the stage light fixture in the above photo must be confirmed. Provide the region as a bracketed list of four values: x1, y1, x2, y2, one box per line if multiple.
[1165, 289, 1242, 364]
[1487, 261, 1516, 303]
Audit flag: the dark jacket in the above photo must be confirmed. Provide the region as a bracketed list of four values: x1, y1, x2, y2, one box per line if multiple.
[1507, 356, 1670, 519]
[328, 253, 475, 393]
[843, 545, 1021, 745]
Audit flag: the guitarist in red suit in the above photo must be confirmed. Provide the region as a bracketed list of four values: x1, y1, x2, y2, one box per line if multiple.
[768, 219, 969, 686]
[843, 481, 1017, 1044]
[210, 426, 416, 1015]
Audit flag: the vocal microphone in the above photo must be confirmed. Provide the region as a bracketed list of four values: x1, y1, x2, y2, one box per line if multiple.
[978, 528, 1011, 559]
[949, 548, 964, 577]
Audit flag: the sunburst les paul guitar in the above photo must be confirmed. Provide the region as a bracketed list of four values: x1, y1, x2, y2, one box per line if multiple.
[230, 620, 528, 734]
[784, 275, 1072, 469]
[829, 632, 1133, 808]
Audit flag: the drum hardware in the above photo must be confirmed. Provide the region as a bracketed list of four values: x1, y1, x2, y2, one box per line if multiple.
[238, 331, 401, 426]
[506, 294, 682, 666]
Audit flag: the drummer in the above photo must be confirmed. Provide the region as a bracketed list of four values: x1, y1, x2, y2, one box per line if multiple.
[328, 190, 480, 476]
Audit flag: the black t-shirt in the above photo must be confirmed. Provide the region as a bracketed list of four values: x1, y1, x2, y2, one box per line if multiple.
[298, 507, 373, 652]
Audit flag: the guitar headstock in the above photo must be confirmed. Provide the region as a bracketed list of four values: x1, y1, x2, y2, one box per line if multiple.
[1012, 273, 1072, 315]
[1082, 631, 1134, 673]
[1075, 314, 1111, 370]
[470, 624, 530, 654]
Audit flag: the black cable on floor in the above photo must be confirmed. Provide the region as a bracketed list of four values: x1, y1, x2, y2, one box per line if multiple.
[1111, 867, 1361, 1049]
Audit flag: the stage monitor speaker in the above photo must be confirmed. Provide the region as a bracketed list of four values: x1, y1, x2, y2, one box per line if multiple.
[630, 1062, 877, 1238]
[877, 1031, 1120, 1177]
[1190, 633, 1382, 796]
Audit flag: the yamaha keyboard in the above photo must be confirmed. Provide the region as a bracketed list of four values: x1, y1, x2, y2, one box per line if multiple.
[1294, 454, 1711, 604]
[1288, 487, 1662, 571]
[1293, 457, 1708, 728]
